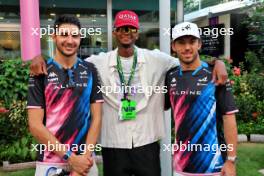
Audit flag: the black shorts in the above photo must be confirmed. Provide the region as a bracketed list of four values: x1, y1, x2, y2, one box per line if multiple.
[102, 142, 161, 176]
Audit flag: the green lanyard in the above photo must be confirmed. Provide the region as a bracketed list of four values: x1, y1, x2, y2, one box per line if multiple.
[116, 49, 137, 99]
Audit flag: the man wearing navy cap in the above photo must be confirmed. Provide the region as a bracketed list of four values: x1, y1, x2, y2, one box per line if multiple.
[29, 10, 228, 176]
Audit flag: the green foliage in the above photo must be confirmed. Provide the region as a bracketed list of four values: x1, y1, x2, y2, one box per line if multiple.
[201, 54, 264, 134]
[226, 62, 264, 134]
[0, 100, 37, 163]
[184, 0, 199, 13]
[244, 3, 264, 44]
[0, 58, 30, 108]
[233, 2, 264, 134]
[0, 101, 28, 145]
[0, 59, 32, 163]
[201, 0, 222, 9]
[243, 3, 264, 72]
[245, 51, 263, 74]
[0, 134, 37, 164]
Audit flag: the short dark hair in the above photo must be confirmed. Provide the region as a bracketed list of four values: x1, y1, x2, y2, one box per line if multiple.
[54, 14, 81, 30]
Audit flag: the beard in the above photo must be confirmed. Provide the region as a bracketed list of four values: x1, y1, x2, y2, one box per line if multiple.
[120, 43, 133, 49]
[56, 43, 79, 57]
[180, 52, 199, 65]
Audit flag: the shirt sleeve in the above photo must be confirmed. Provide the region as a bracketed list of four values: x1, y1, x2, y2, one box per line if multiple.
[215, 80, 239, 115]
[164, 71, 171, 110]
[27, 75, 45, 109]
[156, 49, 180, 72]
[84, 56, 93, 63]
[150, 49, 180, 74]
[90, 63, 104, 104]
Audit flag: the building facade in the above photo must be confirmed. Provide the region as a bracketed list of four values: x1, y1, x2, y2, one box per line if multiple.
[0, 0, 178, 60]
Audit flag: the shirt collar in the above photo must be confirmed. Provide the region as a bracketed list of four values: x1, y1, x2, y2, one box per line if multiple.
[109, 46, 145, 68]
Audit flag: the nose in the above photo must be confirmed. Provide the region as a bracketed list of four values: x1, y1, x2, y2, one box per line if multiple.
[184, 43, 191, 50]
[122, 31, 130, 35]
[66, 35, 74, 43]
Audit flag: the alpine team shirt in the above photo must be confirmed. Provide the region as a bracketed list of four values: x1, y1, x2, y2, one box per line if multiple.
[165, 61, 238, 175]
[27, 58, 103, 163]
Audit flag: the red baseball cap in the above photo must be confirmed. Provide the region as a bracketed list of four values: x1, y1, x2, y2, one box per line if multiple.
[114, 10, 139, 29]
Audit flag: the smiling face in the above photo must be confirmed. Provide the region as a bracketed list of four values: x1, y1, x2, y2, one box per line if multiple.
[113, 26, 139, 48]
[52, 23, 81, 58]
[172, 35, 202, 65]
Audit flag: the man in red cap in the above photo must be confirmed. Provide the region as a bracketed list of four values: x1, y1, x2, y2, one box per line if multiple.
[29, 10, 228, 176]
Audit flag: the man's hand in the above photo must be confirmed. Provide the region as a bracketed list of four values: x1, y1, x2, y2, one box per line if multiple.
[83, 150, 94, 170]
[212, 60, 228, 85]
[221, 160, 236, 176]
[68, 154, 92, 176]
[70, 171, 82, 176]
[29, 55, 47, 76]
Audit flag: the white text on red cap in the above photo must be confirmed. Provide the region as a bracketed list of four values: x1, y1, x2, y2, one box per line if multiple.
[118, 14, 136, 20]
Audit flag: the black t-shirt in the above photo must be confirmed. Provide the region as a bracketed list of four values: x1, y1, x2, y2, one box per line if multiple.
[27, 58, 103, 163]
[165, 61, 238, 174]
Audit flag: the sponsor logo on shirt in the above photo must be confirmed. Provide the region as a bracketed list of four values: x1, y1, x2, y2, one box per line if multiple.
[171, 77, 177, 83]
[197, 82, 208, 86]
[198, 76, 208, 82]
[80, 70, 87, 75]
[197, 76, 208, 86]
[170, 90, 201, 96]
[80, 70, 89, 79]
[53, 83, 88, 89]
[170, 77, 177, 87]
[48, 72, 58, 78]
[48, 72, 59, 82]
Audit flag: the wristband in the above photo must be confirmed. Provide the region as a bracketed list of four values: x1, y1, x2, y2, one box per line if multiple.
[62, 150, 72, 161]
[227, 156, 237, 164]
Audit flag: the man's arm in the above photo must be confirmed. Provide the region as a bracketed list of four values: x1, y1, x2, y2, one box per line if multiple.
[83, 62, 103, 157]
[28, 109, 91, 176]
[29, 55, 47, 75]
[70, 102, 102, 176]
[155, 50, 228, 85]
[215, 80, 238, 176]
[212, 60, 228, 85]
[84, 103, 102, 157]
[28, 109, 66, 158]
[221, 114, 238, 176]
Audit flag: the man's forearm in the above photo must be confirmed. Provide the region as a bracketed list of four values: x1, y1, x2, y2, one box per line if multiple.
[28, 109, 68, 158]
[223, 114, 238, 157]
[84, 103, 102, 156]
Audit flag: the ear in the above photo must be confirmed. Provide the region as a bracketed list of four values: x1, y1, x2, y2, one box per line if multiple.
[112, 30, 116, 36]
[198, 40, 202, 50]
[135, 33, 139, 40]
[171, 41, 177, 52]
[51, 34, 56, 42]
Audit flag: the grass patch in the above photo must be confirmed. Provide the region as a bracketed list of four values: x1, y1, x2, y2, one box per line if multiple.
[0, 169, 35, 176]
[237, 143, 264, 176]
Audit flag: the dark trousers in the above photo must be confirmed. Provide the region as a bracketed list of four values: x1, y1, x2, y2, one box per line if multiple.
[102, 142, 161, 176]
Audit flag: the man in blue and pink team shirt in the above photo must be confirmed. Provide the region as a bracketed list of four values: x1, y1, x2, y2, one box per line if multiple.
[165, 22, 239, 176]
[27, 15, 103, 176]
